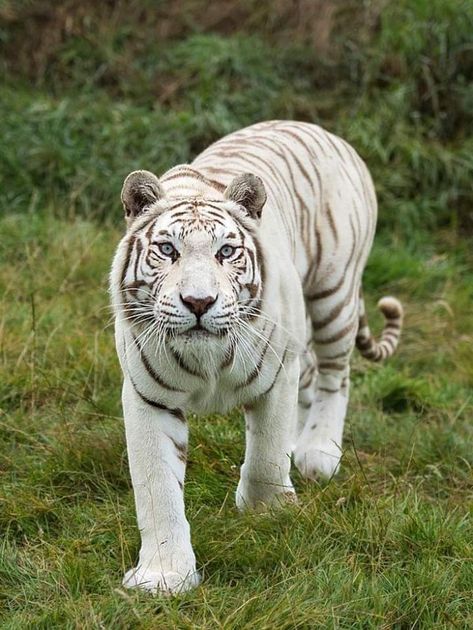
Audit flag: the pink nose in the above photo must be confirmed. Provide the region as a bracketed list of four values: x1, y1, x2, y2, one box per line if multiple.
[180, 294, 217, 316]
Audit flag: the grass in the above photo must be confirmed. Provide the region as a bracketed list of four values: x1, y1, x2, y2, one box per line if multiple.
[1, 0, 473, 627]
[1, 213, 472, 627]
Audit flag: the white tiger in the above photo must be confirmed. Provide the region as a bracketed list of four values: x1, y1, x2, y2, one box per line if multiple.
[110, 120, 403, 595]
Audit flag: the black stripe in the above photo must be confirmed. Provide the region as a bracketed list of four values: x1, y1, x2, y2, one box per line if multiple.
[314, 317, 357, 345]
[318, 361, 345, 372]
[282, 123, 328, 158]
[318, 387, 340, 394]
[212, 144, 294, 239]
[130, 377, 185, 422]
[133, 239, 143, 279]
[204, 207, 227, 219]
[306, 215, 356, 301]
[241, 137, 297, 242]
[322, 349, 351, 360]
[271, 133, 316, 257]
[228, 219, 265, 301]
[204, 215, 226, 227]
[170, 347, 203, 378]
[168, 210, 190, 219]
[311, 298, 347, 331]
[355, 336, 373, 351]
[133, 335, 185, 393]
[163, 168, 226, 193]
[325, 201, 339, 245]
[259, 347, 288, 397]
[171, 437, 187, 463]
[237, 324, 275, 389]
[298, 401, 312, 409]
[120, 234, 137, 288]
[250, 234, 265, 299]
[277, 127, 316, 162]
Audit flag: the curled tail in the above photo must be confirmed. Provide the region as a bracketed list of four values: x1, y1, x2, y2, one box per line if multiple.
[356, 291, 403, 362]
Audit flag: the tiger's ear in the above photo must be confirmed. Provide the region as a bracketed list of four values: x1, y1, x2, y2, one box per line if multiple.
[224, 173, 267, 220]
[121, 170, 165, 223]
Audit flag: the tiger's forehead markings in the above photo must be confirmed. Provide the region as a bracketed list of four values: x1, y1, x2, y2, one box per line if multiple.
[164, 200, 235, 239]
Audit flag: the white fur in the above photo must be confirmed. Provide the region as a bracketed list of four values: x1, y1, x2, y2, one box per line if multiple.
[110, 121, 401, 594]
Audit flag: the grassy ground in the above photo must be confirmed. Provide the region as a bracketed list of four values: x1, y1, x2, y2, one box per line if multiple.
[1, 1, 472, 627]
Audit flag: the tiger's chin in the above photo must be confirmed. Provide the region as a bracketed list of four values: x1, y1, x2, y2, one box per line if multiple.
[169, 324, 231, 372]
[180, 328, 215, 341]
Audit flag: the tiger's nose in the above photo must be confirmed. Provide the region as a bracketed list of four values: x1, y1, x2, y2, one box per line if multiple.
[180, 294, 217, 316]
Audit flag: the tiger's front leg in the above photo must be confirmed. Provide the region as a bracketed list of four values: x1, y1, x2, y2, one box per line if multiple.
[121, 378, 200, 595]
[236, 355, 299, 511]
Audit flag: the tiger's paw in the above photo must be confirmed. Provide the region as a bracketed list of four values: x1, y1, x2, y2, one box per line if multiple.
[294, 439, 342, 480]
[123, 565, 201, 596]
[236, 476, 297, 512]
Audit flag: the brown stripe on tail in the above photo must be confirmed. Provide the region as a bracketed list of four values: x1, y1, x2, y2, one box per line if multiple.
[356, 292, 403, 362]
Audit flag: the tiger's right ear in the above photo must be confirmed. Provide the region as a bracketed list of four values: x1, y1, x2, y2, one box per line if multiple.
[121, 170, 165, 223]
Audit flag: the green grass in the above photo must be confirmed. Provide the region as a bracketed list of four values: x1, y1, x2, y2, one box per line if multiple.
[1, 0, 473, 627]
[1, 213, 472, 629]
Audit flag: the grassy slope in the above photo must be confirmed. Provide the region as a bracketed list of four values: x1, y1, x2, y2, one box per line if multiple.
[1, 1, 472, 627]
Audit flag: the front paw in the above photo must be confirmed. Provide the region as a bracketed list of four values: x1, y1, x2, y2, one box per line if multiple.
[123, 565, 201, 595]
[236, 476, 297, 512]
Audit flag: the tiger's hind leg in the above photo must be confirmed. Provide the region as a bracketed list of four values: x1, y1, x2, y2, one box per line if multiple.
[294, 291, 358, 479]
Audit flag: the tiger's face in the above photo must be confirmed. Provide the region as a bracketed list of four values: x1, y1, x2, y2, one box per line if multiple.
[115, 170, 267, 342]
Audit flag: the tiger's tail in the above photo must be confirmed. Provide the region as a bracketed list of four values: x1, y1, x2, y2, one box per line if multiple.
[355, 291, 404, 362]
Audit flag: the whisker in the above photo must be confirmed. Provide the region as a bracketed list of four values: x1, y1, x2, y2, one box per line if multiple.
[237, 318, 289, 383]
[237, 303, 303, 347]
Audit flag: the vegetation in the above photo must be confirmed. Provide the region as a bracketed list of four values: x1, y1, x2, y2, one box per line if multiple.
[0, 1, 472, 627]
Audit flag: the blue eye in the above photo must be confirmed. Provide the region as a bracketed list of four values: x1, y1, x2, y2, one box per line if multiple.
[218, 245, 235, 260]
[158, 242, 178, 258]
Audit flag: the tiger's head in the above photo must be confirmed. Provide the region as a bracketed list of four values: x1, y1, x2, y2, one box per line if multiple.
[113, 168, 267, 343]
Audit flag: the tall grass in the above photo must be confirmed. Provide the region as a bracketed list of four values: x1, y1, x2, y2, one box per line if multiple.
[1, 0, 472, 233]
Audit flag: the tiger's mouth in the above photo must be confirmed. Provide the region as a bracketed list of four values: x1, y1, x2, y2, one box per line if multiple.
[179, 322, 229, 338]
[182, 331, 212, 341]
[184, 323, 212, 336]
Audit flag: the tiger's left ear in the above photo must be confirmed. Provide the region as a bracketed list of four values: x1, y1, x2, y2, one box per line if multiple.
[224, 173, 267, 220]
[121, 170, 165, 223]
